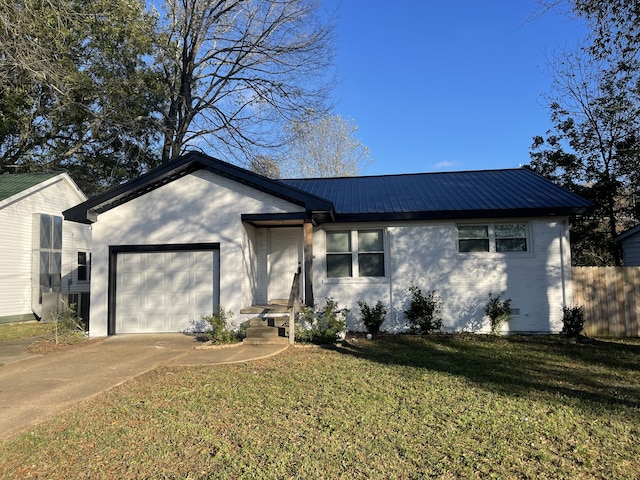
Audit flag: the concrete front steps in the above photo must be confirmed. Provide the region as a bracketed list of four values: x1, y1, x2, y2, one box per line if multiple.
[240, 302, 291, 345]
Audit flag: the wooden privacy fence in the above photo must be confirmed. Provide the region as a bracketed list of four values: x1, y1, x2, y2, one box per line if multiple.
[572, 267, 640, 337]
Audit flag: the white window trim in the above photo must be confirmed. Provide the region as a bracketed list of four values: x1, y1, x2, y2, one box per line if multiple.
[323, 228, 390, 283]
[457, 222, 532, 255]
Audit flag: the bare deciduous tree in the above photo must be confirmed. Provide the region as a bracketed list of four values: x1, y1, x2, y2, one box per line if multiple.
[156, 0, 336, 164]
[281, 114, 371, 178]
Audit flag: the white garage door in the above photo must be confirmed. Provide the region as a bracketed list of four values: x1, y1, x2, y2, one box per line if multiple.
[116, 250, 219, 334]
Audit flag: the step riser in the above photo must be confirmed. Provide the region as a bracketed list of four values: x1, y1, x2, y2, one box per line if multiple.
[245, 327, 288, 336]
[241, 304, 294, 345]
[247, 318, 288, 328]
[243, 337, 289, 345]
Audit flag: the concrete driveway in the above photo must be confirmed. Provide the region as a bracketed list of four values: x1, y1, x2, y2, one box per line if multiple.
[0, 334, 287, 439]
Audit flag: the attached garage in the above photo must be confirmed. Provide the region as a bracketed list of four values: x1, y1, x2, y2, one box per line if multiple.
[109, 244, 220, 335]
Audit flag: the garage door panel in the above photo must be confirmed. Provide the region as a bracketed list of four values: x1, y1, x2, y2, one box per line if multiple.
[116, 249, 219, 334]
[144, 270, 165, 289]
[170, 292, 190, 307]
[145, 293, 166, 308]
[170, 270, 190, 288]
[119, 272, 142, 288]
[145, 315, 166, 331]
[195, 291, 215, 308]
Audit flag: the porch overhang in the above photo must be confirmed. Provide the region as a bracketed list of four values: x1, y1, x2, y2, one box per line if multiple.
[242, 211, 331, 227]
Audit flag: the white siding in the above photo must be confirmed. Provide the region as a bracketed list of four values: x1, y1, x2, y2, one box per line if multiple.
[0, 175, 90, 320]
[89, 170, 304, 336]
[621, 234, 640, 266]
[312, 218, 573, 334]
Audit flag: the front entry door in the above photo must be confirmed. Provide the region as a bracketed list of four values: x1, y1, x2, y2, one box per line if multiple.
[268, 228, 302, 302]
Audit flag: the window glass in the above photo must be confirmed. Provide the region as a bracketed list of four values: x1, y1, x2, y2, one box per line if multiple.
[39, 252, 50, 289]
[327, 254, 352, 277]
[52, 216, 63, 249]
[458, 226, 488, 238]
[458, 224, 529, 253]
[326, 231, 351, 252]
[51, 252, 62, 291]
[78, 252, 88, 281]
[495, 224, 526, 238]
[496, 238, 527, 252]
[40, 214, 52, 249]
[358, 253, 385, 276]
[326, 229, 386, 278]
[496, 224, 527, 252]
[358, 230, 383, 251]
[459, 238, 490, 252]
[458, 225, 489, 252]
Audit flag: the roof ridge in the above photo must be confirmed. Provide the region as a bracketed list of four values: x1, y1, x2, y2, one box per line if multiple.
[281, 167, 526, 182]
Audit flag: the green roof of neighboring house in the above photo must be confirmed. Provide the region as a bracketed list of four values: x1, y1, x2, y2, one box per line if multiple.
[0, 172, 62, 202]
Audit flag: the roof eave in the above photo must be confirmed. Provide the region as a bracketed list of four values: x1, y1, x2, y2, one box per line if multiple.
[323, 206, 593, 223]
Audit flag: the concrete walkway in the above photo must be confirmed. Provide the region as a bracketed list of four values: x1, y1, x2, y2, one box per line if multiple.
[0, 334, 287, 439]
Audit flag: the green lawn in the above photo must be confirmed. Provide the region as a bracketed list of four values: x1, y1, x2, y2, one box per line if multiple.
[0, 322, 54, 342]
[1, 335, 639, 479]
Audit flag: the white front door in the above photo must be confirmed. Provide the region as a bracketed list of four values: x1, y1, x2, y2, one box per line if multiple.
[268, 228, 302, 302]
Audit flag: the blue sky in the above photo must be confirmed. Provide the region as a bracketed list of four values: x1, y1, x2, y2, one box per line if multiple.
[324, 1, 588, 175]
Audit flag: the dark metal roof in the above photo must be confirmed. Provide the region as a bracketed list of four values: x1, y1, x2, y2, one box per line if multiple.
[63, 152, 593, 225]
[0, 172, 62, 202]
[615, 225, 640, 244]
[280, 168, 594, 221]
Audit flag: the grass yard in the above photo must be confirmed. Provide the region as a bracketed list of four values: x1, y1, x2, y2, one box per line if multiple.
[0, 322, 54, 342]
[1, 334, 639, 479]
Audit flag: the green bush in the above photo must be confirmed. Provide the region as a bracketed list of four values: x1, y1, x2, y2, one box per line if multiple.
[357, 300, 387, 334]
[484, 292, 512, 334]
[561, 305, 585, 338]
[295, 297, 348, 344]
[52, 303, 86, 344]
[201, 306, 236, 344]
[404, 284, 442, 334]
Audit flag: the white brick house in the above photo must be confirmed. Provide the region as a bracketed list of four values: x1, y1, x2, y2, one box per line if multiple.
[64, 152, 592, 337]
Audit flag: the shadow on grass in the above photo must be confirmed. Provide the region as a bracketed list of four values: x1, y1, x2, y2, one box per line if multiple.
[332, 334, 640, 410]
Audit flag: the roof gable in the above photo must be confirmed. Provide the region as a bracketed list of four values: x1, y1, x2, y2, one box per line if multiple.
[281, 168, 593, 220]
[0, 172, 86, 209]
[63, 152, 334, 224]
[0, 173, 62, 202]
[615, 225, 640, 244]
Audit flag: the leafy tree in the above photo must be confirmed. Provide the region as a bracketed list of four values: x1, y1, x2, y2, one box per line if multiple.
[155, 0, 336, 164]
[530, 2, 640, 265]
[280, 114, 371, 178]
[0, 0, 165, 194]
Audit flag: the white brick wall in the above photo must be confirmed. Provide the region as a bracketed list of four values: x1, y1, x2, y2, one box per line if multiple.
[89, 170, 304, 336]
[312, 218, 573, 333]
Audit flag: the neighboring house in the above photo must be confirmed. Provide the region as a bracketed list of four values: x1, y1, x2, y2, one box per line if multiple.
[64, 152, 592, 337]
[0, 172, 91, 324]
[615, 225, 640, 266]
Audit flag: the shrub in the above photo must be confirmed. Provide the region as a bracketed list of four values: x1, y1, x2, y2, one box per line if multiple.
[295, 297, 348, 344]
[52, 303, 86, 344]
[357, 300, 387, 334]
[484, 292, 512, 334]
[404, 284, 442, 334]
[562, 305, 585, 338]
[201, 306, 236, 344]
